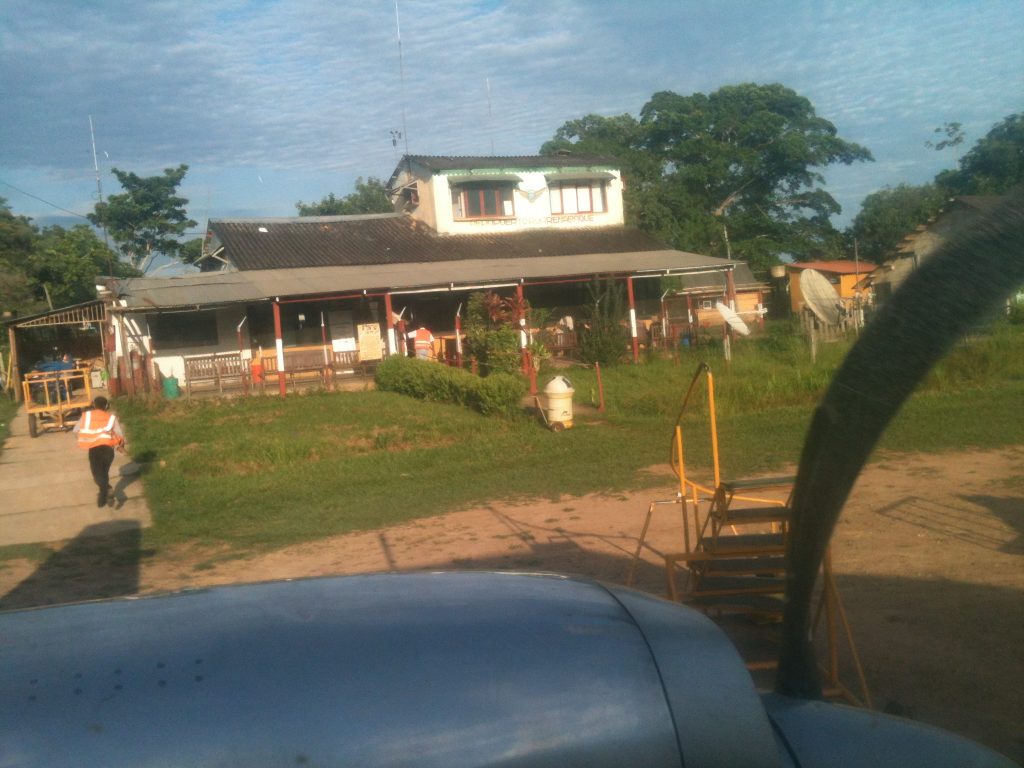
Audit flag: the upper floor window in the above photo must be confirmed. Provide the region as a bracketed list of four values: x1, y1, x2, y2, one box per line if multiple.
[549, 181, 606, 215]
[451, 183, 515, 219]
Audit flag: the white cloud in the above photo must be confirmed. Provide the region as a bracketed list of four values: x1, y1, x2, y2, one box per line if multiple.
[1, 0, 1021, 227]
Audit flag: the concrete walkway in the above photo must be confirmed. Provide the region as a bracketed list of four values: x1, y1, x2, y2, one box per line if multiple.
[0, 402, 152, 546]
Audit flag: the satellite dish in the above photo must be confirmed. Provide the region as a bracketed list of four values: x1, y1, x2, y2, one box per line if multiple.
[800, 269, 843, 326]
[715, 302, 751, 336]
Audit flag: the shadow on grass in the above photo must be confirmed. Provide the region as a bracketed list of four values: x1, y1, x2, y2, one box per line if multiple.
[0, 521, 149, 610]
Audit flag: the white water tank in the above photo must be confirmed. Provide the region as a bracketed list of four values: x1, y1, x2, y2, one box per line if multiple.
[543, 375, 575, 429]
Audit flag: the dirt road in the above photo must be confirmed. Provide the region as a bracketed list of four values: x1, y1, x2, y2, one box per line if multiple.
[2, 446, 1021, 760]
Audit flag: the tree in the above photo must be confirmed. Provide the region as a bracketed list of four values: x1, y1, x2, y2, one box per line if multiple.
[0, 198, 41, 313]
[30, 225, 132, 308]
[847, 184, 947, 261]
[296, 177, 393, 216]
[179, 237, 204, 265]
[542, 84, 872, 271]
[924, 121, 965, 152]
[935, 113, 1024, 195]
[88, 164, 197, 269]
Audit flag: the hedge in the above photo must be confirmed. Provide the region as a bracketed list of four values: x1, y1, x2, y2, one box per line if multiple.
[375, 356, 525, 417]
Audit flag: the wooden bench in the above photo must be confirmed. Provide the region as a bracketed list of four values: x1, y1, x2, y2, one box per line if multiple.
[544, 329, 577, 356]
[184, 353, 246, 398]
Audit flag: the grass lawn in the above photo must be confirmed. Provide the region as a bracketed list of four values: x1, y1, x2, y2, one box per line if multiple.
[3, 321, 1022, 559]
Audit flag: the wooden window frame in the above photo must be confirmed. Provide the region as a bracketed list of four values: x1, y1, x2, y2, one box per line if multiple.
[451, 184, 515, 220]
[549, 181, 607, 215]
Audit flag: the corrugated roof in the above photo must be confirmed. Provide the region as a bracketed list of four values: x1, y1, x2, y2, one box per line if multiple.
[207, 216, 675, 272]
[404, 154, 619, 172]
[675, 263, 766, 292]
[111, 250, 739, 311]
[787, 260, 876, 275]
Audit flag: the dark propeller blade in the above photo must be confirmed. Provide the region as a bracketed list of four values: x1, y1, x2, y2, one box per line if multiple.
[776, 188, 1024, 698]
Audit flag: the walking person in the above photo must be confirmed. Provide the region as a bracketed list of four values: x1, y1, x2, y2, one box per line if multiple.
[73, 396, 126, 507]
[406, 325, 435, 359]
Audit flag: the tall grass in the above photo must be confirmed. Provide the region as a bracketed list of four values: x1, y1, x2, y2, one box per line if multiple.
[95, 321, 1024, 552]
[0, 394, 16, 455]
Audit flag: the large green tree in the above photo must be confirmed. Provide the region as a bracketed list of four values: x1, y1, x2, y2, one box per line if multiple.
[846, 113, 1024, 258]
[936, 113, 1023, 195]
[541, 84, 873, 270]
[0, 199, 134, 315]
[0, 198, 38, 313]
[88, 164, 197, 269]
[30, 225, 131, 308]
[296, 176, 393, 216]
[847, 183, 947, 261]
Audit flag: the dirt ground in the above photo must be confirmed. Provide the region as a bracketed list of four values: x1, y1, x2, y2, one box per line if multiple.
[2, 446, 1022, 761]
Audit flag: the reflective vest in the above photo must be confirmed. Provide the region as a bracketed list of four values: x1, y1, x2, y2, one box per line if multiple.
[410, 328, 433, 352]
[77, 410, 121, 450]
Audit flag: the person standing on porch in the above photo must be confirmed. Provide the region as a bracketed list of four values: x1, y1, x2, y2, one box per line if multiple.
[407, 326, 435, 359]
[73, 396, 126, 507]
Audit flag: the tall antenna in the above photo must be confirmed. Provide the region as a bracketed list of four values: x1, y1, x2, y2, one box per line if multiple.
[89, 115, 113, 275]
[394, 1, 410, 159]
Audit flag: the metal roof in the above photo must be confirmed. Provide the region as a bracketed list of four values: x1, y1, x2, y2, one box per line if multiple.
[206, 216, 679, 272]
[1, 300, 106, 328]
[675, 263, 766, 293]
[787, 260, 877, 275]
[403, 154, 618, 172]
[111, 250, 739, 311]
[388, 154, 620, 188]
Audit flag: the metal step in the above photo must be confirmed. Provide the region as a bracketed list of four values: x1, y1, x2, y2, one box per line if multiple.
[703, 556, 787, 576]
[721, 476, 795, 492]
[684, 592, 786, 613]
[712, 506, 790, 525]
[700, 532, 785, 555]
[690, 575, 785, 597]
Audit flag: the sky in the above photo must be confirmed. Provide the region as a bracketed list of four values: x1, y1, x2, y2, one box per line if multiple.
[2, 0, 1021, 241]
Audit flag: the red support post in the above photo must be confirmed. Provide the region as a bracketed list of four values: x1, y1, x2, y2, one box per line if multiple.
[273, 299, 286, 397]
[384, 292, 396, 356]
[517, 283, 529, 376]
[627, 276, 640, 364]
[454, 309, 463, 369]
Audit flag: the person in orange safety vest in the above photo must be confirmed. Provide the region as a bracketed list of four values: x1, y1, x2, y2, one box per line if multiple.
[406, 326, 435, 359]
[73, 396, 127, 508]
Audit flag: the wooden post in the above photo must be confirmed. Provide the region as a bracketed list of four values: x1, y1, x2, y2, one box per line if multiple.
[595, 361, 605, 412]
[454, 305, 463, 369]
[627, 276, 639, 364]
[725, 269, 738, 349]
[685, 293, 695, 346]
[7, 323, 22, 402]
[273, 299, 286, 397]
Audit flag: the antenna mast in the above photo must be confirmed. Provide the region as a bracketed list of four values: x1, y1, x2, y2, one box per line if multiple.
[89, 115, 113, 275]
[394, 1, 410, 159]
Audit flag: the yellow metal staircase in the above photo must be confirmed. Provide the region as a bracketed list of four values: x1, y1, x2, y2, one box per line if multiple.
[627, 363, 871, 706]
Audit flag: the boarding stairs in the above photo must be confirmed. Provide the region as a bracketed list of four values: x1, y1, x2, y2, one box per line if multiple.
[626, 363, 871, 706]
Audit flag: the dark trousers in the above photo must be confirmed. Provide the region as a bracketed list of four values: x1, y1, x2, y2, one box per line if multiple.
[88, 445, 115, 504]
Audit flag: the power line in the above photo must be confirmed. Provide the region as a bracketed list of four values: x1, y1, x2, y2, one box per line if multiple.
[0, 179, 89, 219]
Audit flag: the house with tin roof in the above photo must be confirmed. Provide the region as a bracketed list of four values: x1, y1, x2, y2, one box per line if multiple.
[865, 196, 1003, 303]
[786, 260, 876, 315]
[98, 155, 743, 397]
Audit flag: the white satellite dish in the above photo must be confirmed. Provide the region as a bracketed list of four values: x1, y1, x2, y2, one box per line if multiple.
[800, 269, 843, 326]
[715, 302, 751, 336]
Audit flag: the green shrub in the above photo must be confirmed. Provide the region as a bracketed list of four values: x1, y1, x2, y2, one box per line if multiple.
[471, 372, 527, 416]
[375, 356, 524, 417]
[466, 327, 521, 376]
